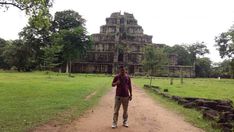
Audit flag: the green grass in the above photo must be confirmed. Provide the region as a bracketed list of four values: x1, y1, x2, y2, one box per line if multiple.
[134, 77, 234, 101]
[0, 72, 112, 132]
[133, 77, 234, 132]
[1, 72, 233, 132]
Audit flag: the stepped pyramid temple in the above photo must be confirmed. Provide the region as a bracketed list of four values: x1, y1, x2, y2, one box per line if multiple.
[70, 12, 195, 77]
[72, 12, 152, 74]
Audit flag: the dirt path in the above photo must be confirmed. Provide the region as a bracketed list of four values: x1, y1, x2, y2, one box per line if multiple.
[34, 86, 204, 132]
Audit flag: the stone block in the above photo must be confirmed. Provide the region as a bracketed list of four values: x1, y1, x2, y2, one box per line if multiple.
[203, 109, 219, 120]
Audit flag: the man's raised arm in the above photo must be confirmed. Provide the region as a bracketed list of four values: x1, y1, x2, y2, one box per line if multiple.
[112, 76, 119, 87]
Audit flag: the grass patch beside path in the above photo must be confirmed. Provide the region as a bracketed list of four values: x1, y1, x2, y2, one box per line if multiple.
[0, 72, 112, 132]
[133, 77, 234, 132]
[134, 77, 234, 102]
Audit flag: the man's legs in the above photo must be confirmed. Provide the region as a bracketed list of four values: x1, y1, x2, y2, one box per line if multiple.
[122, 97, 129, 126]
[113, 96, 121, 127]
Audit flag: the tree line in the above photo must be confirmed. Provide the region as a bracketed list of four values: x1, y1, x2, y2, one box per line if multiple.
[144, 39, 234, 78]
[214, 25, 234, 78]
[0, 1, 91, 75]
[143, 42, 209, 78]
[0, 1, 234, 78]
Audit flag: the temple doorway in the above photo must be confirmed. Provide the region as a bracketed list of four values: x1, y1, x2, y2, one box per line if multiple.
[118, 53, 124, 62]
[129, 65, 134, 74]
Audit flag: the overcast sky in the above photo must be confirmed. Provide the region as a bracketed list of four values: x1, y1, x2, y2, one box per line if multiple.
[1, 0, 234, 62]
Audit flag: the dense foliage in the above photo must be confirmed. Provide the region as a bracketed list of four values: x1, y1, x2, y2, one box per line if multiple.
[0, 9, 91, 74]
[143, 45, 168, 85]
[52, 10, 92, 74]
[215, 25, 234, 78]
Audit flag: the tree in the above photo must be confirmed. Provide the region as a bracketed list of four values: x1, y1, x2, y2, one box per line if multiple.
[53, 10, 85, 31]
[54, 27, 92, 76]
[215, 32, 234, 58]
[19, 9, 52, 69]
[0, 0, 52, 14]
[0, 0, 53, 29]
[230, 59, 234, 78]
[211, 60, 234, 78]
[1, 0, 53, 71]
[184, 42, 209, 77]
[143, 45, 167, 86]
[0, 37, 6, 46]
[215, 25, 234, 78]
[166, 44, 192, 65]
[41, 44, 62, 71]
[195, 57, 212, 77]
[2, 40, 35, 71]
[0, 38, 9, 69]
[186, 42, 210, 64]
[52, 10, 91, 75]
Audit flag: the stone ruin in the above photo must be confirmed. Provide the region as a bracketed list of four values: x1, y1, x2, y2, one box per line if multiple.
[167, 54, 195, 78]
[65, 12, 195, 77]
[144, 85, 234, 132]
[71, 12, 153, 74]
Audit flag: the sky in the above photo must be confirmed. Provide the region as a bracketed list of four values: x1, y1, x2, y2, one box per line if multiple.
[0, 0, 234, 62]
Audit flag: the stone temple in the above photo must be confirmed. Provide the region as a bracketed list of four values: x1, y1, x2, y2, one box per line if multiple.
[72, 12, 153, 74]
[70, 12, 195, 77]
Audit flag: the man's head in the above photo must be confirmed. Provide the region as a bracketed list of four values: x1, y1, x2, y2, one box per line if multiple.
[119, 65, 125, 75]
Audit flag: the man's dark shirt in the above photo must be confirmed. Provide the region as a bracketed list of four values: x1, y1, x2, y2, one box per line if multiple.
[112, 74, 132, 97]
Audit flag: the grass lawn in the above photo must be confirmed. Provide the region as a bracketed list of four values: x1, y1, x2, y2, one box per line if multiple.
[133, 77, 234, 132]
[134, 77, 234, 101]
[0, 72, 112, 132]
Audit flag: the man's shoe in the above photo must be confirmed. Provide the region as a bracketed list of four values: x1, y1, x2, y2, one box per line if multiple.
[123, 122, 128, 127]
[112, 123, 117, 129]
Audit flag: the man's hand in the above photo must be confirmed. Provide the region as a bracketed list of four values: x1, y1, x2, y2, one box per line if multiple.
[129, 95, 132, 101]
[116, 80, 120, 85]
[112, 79, 120, 87]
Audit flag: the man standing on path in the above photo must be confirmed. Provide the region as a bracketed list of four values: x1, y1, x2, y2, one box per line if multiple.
[111, 66, 132, 129]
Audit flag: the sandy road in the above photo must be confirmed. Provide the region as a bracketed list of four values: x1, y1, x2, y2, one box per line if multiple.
[34, 86, 204, 132]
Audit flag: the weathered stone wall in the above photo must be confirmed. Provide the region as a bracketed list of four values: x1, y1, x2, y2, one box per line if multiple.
[71, 63, 113, 73]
